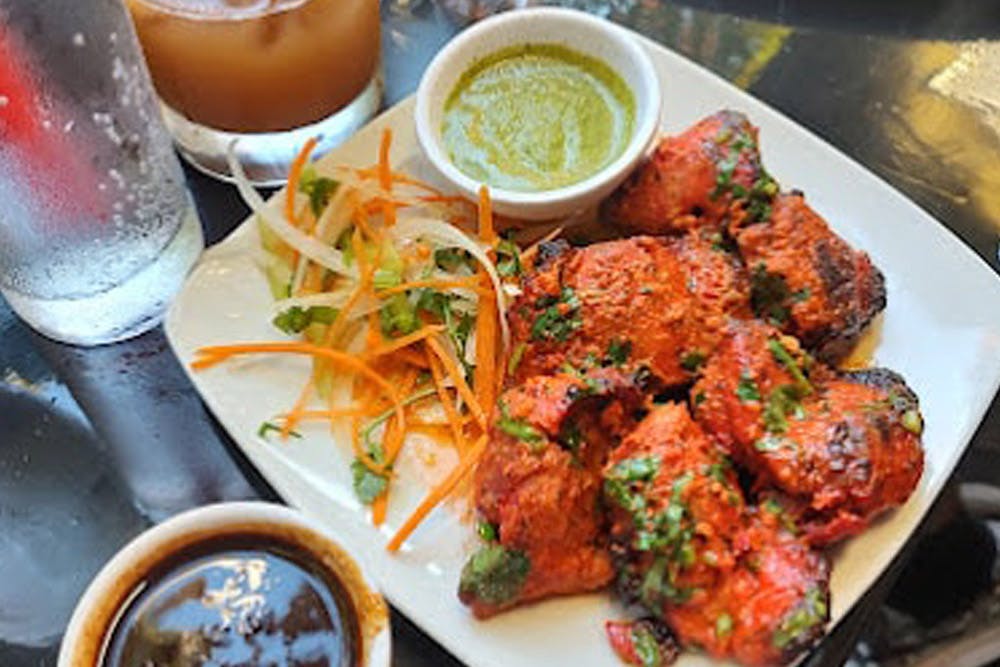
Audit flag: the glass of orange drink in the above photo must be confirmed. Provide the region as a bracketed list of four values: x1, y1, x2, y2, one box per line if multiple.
[125, 0, 382, 185]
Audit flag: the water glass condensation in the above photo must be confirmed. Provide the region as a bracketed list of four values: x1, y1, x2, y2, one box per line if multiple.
[125, 0, 383, 186]
[0, 0, 203, 346]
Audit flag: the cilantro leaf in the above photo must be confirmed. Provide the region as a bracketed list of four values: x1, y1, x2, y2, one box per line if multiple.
[736, 372, 762, 402]
[272, 305, 339, 334]
[351, 460, 388, 505]
[497, 401, 544, 447]
[298, 166, 338, 217]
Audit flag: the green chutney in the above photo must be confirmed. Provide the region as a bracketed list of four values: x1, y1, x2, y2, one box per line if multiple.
[441, 43, 636, 192]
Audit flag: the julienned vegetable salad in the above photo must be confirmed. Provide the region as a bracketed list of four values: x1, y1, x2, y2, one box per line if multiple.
[193, 131, 544, 551]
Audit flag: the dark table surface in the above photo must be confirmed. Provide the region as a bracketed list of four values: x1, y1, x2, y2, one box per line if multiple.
[3, 1, 1000, 666]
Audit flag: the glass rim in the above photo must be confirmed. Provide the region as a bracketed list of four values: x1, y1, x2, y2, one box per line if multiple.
[127, 0, 314, 22]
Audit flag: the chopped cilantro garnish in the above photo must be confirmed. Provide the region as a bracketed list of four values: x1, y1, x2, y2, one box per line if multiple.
[631, 625, 663, 667]
[902, 409, 923, 435]
[762, 498, 784, 515]
[530, 286, 582, 342]
[459, 545, 530, 606]
[298, 166, 338, 217]
[351, 459, 388, 505]
[257, 421, 302, 439]
[763, 384, 806, 434]
[754, 434, 785, 452]
[680, 350, 707, 372]
[559, 421, 584, 454]
[476, 520, 499, 543]
[767, 339, 812, 393]
[606, 338, 632, 367]
[497, 401, 544, 448]
[750, 265, 793, 326]
[507, 342, 527, 375]
[773, 587, 827, 649]
[607, 456, 661, 483]
[373, 267, 403, 290]
[434, 247, 473, 272]
[736, 372, 762, 402]
[495, 233, 523, 277]
[379, 293, 419, 337]
[746, 175, 778, 222]
[716, 613, 734, 639]
[707, 459, 731, 485]
[272, 305, 339, 334]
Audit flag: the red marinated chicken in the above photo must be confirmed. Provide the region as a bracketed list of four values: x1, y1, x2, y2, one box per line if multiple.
[454, 106, 923, 667]
[604, 403, 829, 666]
[508, 235, 750, 388]
[692, 320, 924, 545]
[603, 110, 775, 236]
[732, 192, 886, 362]
[460, 369, 646, 618]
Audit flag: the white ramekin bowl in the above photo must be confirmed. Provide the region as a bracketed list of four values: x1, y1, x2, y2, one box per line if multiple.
[415, 7, 661, 221]
[58, 501, 391, 667]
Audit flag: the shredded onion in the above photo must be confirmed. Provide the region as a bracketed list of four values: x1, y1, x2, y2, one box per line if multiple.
[391, 216, 510, 350]
[227, 142, 357, 280]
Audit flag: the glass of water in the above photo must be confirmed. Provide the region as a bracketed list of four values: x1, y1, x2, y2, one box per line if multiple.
[0, 0, 203, 346]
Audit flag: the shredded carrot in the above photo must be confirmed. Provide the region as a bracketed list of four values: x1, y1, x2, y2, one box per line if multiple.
[281, 378, 315, 440]
[425, 344, 466, 454]
[366, 308, 382, 351]
[473, 186, 498, 421]
[418, 194, 470, 205]
[348, 166, 452, 198]
[374, 277, 481, 299]
[377, 129, 397, 226]
[380, 366, 425, 466]
[372, 492, 388, 526]
[192, 342, 404, 472]
[477, 185, 495, 244]
[396, 367, 422, 404]
[382, 413, 408, 466]
[352, 203, 378, 242]
[377, 129, 393, 191]
[395, 347, 430, 369]
[366, 325, 444, 359]
[386, 433, 488, 552]
[474, 280, 497, 418]
[286, 136, 319, 224]
[426, 336, 486, 429]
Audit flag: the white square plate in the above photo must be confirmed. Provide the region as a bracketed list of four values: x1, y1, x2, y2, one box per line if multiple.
[165, 30, 1000, 667]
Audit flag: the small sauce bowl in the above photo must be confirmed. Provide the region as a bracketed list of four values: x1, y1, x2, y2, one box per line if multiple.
[415, 7, 661, 221]
[59, 502, 391, 667]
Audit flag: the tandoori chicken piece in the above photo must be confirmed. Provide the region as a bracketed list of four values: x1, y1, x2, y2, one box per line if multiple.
[604, 403, 829, 666]
[459, 369, 647, 618]
[508, 235, 750, 388]
[691, 320, 924, 545]
[603, 110, 776, 236]
[731, 192, 886, 362]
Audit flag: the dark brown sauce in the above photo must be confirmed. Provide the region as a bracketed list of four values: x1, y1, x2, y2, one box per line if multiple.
[99, 534, 361, 667]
